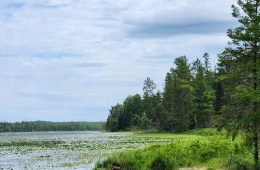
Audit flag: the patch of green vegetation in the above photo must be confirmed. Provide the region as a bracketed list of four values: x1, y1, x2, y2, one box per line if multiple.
[62, 162, 78, 168]
[35, 155, 51, 160]
[183, 128, 224, 136]
[132, 133, 202, 141]
[0, 140, 65, 147]
[95, 129, 254, 170]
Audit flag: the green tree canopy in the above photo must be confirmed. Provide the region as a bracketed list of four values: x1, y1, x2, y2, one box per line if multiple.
[218, 0, 259, 168]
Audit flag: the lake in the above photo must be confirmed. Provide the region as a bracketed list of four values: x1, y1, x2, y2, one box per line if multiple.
[0, 131, 175, 169]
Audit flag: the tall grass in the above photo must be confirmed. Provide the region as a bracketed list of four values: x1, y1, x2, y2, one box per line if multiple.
[94, 129, 254, 170]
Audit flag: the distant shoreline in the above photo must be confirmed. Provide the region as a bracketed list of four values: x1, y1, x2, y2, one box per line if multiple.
[0, 121, 106, 132]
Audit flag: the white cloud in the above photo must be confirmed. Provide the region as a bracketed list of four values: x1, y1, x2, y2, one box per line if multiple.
[0, 0, 238, 122]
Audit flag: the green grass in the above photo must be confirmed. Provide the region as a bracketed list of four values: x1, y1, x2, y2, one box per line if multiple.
[94, 129, 254, 170]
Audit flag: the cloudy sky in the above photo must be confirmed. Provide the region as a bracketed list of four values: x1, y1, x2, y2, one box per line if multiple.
[0, 0, 238, 122]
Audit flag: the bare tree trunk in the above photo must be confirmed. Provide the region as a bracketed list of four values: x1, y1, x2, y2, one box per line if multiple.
[253, 1, 258, 167]
[253, 130, 259, 170]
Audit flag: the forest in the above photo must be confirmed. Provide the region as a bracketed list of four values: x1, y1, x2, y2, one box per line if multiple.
[106, 54, 216, 132]
[0, 121, 105, 132]
[105, 0, 259, 169]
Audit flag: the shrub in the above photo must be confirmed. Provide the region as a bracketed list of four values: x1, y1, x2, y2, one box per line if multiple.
[95, 131, 253, 170]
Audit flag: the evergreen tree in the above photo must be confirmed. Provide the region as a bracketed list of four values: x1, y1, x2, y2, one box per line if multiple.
[106, 104, 123, 132]
[192, 58, 214, 128]
[213, 67, 225, 115]
[163, 72, 175, 116]
[161, 72, 175, 131]
[152, 91, 166, 130]
[218, 0, 259, 168]
[143, 77, 157, 122]
[172, 56, 193, 132]
[120, 94, 144, 130]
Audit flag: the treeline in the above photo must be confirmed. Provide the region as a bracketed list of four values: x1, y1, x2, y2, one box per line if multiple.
[0, 121, 105, 132]
[106, 54, 216, 132]
[106, 0, 259, 168]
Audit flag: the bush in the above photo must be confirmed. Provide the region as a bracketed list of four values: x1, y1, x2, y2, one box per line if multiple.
[95, 131, 253, 170]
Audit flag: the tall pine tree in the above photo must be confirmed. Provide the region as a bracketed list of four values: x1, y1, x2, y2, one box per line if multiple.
[192, 57, 215, 128]
[161, 72, 175, 131]
[218, 0, 259, 168]
[143, 77, 157, 123]
[172, 56, 193, 132]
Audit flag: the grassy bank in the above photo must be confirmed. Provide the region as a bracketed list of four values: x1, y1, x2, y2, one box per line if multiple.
[94, 129, 254, 170]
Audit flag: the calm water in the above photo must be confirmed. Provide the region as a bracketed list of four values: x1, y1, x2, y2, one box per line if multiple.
[0, 131, 173, 169]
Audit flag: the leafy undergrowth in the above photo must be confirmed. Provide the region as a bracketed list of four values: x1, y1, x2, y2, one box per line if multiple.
[94, 129, 254, 170]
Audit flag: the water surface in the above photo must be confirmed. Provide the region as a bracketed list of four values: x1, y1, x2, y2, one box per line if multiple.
[0, 131, 173, 169]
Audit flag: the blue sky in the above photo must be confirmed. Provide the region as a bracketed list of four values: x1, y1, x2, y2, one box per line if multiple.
[0, 0, 237, 122]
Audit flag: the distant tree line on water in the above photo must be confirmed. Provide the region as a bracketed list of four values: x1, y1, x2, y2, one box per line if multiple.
[0, 121, 105, 132]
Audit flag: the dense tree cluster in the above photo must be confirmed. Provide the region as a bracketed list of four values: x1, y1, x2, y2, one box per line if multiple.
[106, 55, 216, 132]
[106, 0, 259, 168]
[0, 121, 105, 132]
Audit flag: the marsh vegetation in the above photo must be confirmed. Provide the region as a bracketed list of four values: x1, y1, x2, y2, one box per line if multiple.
[0, 131, 178, 169]
[95, 129, 255, 170]
[0, 129, 255, 170]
